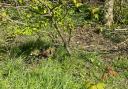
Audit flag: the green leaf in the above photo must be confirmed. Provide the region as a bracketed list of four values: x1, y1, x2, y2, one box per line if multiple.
[96, 82, 105, 89]
[18, 0, 24, 4]
[73, 0, 77, 4]
[76, 3, 82, 7]
[85, 82, 105, 89]
[88, 85, 97, 89]
[92, 8, 100, 14]
[94, 14, 99, 20]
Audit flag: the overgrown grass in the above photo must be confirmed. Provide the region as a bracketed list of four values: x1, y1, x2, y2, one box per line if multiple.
[0, 57, 84, 89]
[0, 51, 127, 89]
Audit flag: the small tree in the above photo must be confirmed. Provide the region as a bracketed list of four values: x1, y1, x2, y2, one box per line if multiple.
[0, 0, 80, 55]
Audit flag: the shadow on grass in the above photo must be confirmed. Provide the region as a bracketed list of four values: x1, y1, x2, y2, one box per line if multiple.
[0, 40, 71, 64]
[0, 39, 52, 58]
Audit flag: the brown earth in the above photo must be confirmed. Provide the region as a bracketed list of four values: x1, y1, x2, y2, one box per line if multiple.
[70, 27, 128, 59]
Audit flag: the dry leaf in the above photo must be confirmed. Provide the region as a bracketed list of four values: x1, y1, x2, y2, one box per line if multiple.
[107, 66, 118, 77]
[101, 66, 118, 80]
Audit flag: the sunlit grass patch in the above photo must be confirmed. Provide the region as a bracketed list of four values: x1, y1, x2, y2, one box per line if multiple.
[0, 57, 83, 89]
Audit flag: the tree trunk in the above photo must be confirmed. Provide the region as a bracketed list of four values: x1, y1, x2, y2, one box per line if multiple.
[105, 0, 115, 28]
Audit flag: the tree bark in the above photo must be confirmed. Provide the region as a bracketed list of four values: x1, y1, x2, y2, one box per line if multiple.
[105, 0, 115, 28]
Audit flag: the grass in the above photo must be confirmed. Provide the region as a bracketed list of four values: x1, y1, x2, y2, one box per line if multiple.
[0, 51, 127, 89]
[0, 36, 127, 89]
[0, 57, 84, 89]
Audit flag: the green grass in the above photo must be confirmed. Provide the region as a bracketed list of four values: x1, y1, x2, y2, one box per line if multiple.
[0, 51, 127, 89]
[0, 57, 84, 89]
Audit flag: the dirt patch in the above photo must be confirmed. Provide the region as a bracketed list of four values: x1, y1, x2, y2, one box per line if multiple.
[71, 27, 114, 51]
[70, 27, 128, 58]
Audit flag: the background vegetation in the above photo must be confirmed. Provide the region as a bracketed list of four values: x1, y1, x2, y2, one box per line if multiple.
[0, 0, 128, 89]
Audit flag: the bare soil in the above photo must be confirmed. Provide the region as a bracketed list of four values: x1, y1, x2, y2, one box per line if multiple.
[70, 27, 128, 59]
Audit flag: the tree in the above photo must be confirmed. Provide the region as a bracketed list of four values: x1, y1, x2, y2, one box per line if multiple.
[105, 0, 115, 28]
[0, 0, 77, 55]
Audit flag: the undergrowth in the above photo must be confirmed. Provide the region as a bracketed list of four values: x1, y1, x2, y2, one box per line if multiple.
[0, 51, 127, 89]
[0, 57, 84, 89]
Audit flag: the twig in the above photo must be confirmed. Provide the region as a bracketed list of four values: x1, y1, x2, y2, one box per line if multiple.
[0, 3, 28, 8]
[67, 25, 72, 45]
[7, 17, 27, 25]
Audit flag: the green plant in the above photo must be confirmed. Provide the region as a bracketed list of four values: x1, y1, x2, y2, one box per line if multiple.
[0, 57, 84, 89]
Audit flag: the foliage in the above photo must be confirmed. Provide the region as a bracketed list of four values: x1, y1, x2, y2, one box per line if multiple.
[0, 58, 83, 89]
[0, 1, 128, 89]
[0, 52, 127, 89]
[85, 82, 106, 89]
[114, 0, 128, 25]
[0, 0, 83, 55]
